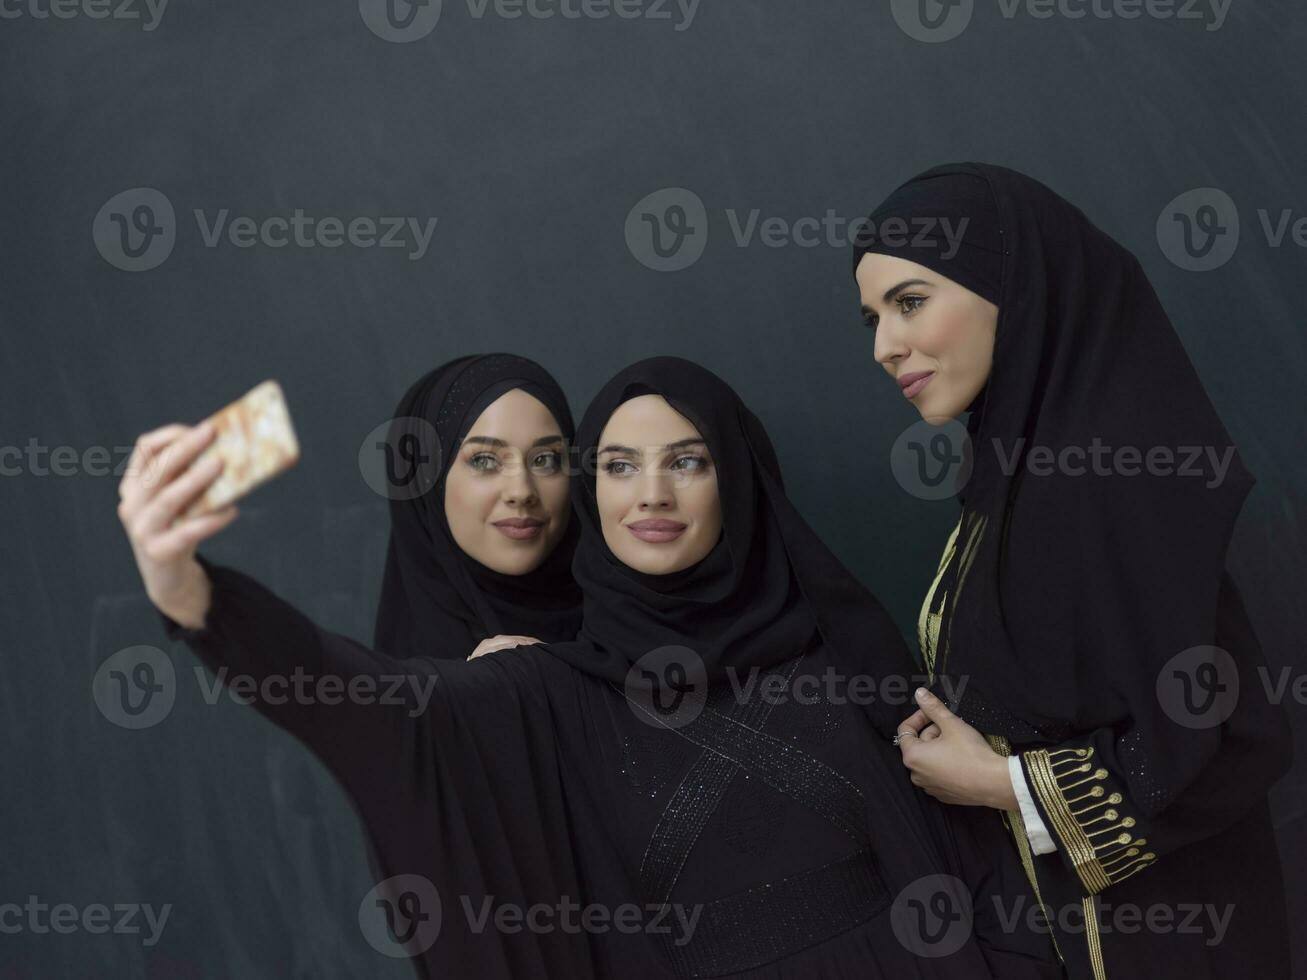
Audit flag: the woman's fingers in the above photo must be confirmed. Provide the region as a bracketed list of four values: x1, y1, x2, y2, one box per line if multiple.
[145, 423, 216, 495]
[919, 723, 943, 742]
[123, 423, 215, 512]
[468, 638, 504, 660]
[119, 425, 187, 507]
[467, 635, 544, 660]
[897, 708, 930, 737]
[134, 451, 225, 539]
[120, 424, 188, 498]
[145, 506, 239, 563]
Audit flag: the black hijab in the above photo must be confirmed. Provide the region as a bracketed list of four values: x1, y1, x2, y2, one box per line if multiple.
[855, 163, 1255, 764]
[372, 353, 583, 659]
[542, 356, 915, 736]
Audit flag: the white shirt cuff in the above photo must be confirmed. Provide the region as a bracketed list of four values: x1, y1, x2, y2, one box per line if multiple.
[1008, 754, 1058, 855]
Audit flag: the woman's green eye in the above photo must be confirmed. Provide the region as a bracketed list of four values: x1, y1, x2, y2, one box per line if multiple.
[671, 455, 707, 471]
[533, 451, 562, 472]
[899, 294, 926, 315]
[603, 460, 634, 475]
[469, 453, 499, 472]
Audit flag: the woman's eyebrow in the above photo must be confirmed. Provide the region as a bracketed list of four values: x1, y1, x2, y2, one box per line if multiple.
[861, 277, 933, 315]
[463, 434, 564, 448]
[597, 438, 706, 456]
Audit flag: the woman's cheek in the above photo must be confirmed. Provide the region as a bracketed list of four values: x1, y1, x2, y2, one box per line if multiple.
[921, 305, 969, 361]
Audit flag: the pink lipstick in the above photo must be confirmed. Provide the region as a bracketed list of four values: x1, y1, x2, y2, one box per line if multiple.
[898, 370, 935, 400]
[625, 519, 687, 543]
[493, 517, 545, 541]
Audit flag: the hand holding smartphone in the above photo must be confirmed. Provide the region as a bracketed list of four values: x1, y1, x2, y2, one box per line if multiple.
[180, 379, 301, 519]
[118, 379, 301, 627]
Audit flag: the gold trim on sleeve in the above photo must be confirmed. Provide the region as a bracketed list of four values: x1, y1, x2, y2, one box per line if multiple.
[1023, 746, 1157, 896]
[985, 734, 1062, 964]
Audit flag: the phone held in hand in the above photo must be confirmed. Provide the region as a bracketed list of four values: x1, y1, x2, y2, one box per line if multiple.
[182, 380, 300, 519]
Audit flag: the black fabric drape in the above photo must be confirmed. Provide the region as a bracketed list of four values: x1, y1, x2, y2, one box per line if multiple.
[159, 355, 1064, 979]
[857, 162, 1292, 979]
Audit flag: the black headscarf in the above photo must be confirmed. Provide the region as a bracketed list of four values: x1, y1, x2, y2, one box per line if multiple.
[542, 356, 915, 735]
[372, 353, 583, 659]
[856, 163, 1255, 767]
[851, 166, 1004, 307]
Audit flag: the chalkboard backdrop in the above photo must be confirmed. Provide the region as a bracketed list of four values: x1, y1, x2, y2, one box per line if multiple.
[2, 0, 1304, 975]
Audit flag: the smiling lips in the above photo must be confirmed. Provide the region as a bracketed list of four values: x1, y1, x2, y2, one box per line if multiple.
[493, 517, 545, 541]
[625, 518, 688, 543]
[898, 370, 936, 400]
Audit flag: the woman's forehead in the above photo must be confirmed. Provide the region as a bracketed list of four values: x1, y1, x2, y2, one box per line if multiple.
[467, 388, 558, 430]
[598, 393, 706, 446]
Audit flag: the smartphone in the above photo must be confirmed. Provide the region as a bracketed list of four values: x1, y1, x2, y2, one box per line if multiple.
[181, 379, 300, 519]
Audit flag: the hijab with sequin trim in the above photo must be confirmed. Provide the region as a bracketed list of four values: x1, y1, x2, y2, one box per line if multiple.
[372, 354, 583, 659]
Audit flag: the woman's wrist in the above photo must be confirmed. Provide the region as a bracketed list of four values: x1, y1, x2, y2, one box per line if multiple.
[153, 559, 212, 631]
[982, 752, 1019, 810]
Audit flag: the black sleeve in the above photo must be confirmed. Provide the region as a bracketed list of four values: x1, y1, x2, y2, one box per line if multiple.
[1017, 573, 1292, 896]
[157, 553, 462, 801]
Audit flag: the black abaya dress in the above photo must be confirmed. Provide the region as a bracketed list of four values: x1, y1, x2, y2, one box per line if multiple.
[160, 554, 1061, 979]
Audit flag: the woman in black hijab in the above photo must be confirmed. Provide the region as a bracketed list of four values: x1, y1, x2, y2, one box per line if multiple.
[851, 162, 1292, 978]
[373, 353, 583, 658]
[121, 357, 1061, 978]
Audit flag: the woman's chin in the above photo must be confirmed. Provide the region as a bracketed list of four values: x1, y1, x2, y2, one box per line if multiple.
[479, 547, 546, 576]
[913, 392, 963, 426]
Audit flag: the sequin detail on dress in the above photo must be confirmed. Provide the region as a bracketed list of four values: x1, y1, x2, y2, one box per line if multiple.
[617, 643, 889, 976]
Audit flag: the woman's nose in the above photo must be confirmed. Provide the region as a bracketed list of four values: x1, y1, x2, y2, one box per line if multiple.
[874, 325, 909, 366]
[637, 471, 675, 509]
[502, 468, 538, 506]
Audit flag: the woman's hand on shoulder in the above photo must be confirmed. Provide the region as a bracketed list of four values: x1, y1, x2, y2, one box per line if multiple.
[467, 635, 543, 661]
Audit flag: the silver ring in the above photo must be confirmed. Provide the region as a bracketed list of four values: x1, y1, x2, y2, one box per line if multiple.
[892, 730, 919, 746]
